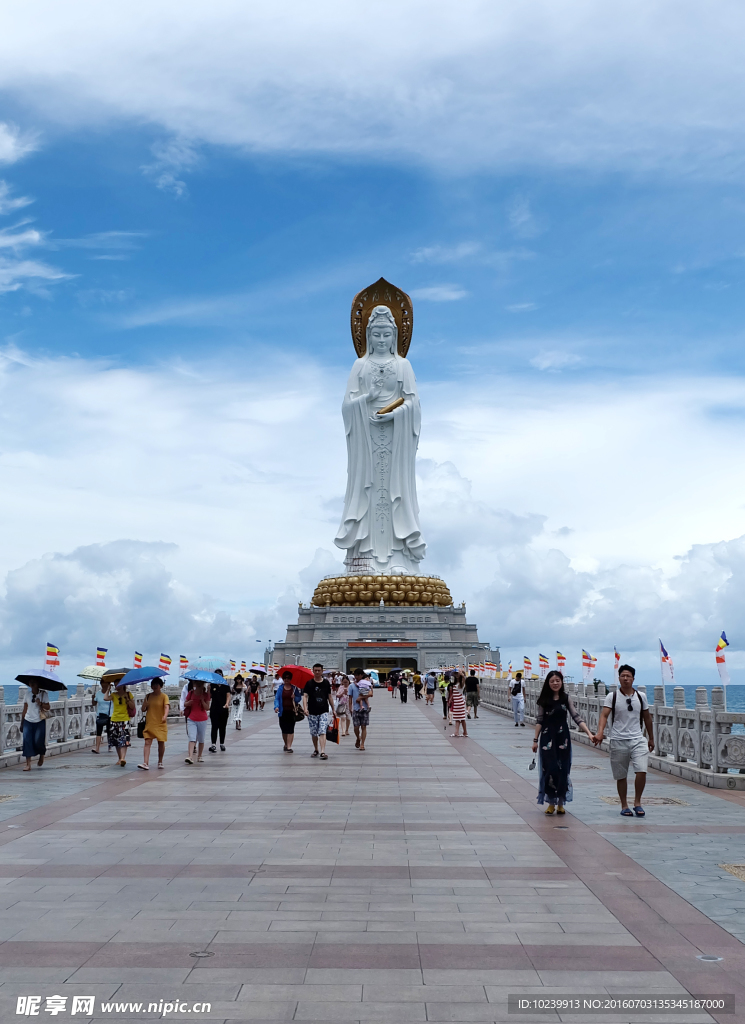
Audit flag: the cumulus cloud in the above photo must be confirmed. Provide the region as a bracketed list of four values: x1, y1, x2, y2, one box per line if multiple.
[1, 2, 745, 175]
[410, 284, 467, 301]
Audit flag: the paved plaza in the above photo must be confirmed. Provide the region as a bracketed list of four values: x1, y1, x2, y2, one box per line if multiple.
[0, 698, 743, 1022]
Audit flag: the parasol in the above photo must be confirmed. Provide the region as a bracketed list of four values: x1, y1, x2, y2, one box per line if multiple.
[16, 669, 67, 692]
[190, 655, 230, 672]
[116, 666, 168, 689]
[275, 665, 314, 689]
[77, 665, 106, 681]
[184, 669, 229, 686]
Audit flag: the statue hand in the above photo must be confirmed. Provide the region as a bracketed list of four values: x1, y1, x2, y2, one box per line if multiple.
[375, 411, 395, 422]
[368, 385, 383, 401]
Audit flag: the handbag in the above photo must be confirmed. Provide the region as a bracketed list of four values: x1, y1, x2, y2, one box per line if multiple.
[136, 717, 146, 739]
[293, 702, 305, 722]
[326, 716, 340, 745]
[125, 696, 136, 719]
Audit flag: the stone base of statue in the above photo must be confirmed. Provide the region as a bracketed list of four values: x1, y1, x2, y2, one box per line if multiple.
[273, 574, 499, 676]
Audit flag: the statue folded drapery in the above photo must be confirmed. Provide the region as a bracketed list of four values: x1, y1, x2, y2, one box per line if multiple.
[335, 303, 426, 573]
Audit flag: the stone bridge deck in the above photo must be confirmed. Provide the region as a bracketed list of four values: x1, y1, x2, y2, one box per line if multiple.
[0, 695, 743, 1022]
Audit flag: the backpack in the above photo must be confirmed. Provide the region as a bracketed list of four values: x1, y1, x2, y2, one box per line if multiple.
[610, 689, 645, 730]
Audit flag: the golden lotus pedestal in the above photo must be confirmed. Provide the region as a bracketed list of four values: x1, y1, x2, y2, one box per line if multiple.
[272, 574, 498, 678]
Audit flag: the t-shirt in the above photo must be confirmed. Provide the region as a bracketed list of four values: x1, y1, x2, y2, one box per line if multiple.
[95, 691, 113, 717]
[24, 689, 49, 723]
[604, 688, 649, 741]
[111, 691, 132, 723]
[425, 674, 436, 690]
[347, 682, 369, 713]
[184, 691, 210, 722]
[210, 683, 231, 712]
[465, 676, 479, 693]
[305, 679, 331, 716]
[414, 674, 421, 685]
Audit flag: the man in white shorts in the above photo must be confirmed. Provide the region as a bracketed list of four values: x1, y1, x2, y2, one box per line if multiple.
[593, 664, 654, 817]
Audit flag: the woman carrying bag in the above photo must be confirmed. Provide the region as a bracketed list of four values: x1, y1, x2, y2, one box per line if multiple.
[110, 682, 136, 767]
[274, 670, 303, 753]
[21, 682, 50, 771]
[532, 670, 594, 815]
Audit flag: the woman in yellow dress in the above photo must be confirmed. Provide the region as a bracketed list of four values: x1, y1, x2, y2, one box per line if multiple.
[138, 677, 170, 770]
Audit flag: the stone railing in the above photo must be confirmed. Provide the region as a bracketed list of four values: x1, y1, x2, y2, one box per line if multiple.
[479, 677, 745, 791]
[0, 683, 184, 766]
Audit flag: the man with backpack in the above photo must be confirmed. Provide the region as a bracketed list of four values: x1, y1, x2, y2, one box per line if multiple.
[511, 671, 525, 726]
[593, 664, 655, 817]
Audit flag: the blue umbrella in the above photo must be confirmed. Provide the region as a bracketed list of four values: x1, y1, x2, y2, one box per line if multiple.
[116, 666, 168, 688]
[183, 669, 227, 685]
[190, 655, 229, 672]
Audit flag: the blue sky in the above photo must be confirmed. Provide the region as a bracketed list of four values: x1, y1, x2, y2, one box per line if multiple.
[2, 0, 745, 688]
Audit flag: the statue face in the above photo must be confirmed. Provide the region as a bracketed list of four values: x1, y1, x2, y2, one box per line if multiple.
[369, 324, 395, 355]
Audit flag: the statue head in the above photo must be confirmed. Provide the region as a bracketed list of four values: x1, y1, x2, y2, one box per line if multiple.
[366, 305, 398, 357]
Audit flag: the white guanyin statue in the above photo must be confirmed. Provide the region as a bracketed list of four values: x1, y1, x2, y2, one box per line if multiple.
[335, 282, 426, 574]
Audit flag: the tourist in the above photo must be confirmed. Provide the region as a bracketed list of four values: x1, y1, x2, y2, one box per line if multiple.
[465, 670, 480, 719]
[208, 670, 231, 752]
[274, 670, 303, 752]
[438, 674, 449, 719]
[349, 667, 372, 751]
[413, 671, 422, 700]
[390, 669, 398, 698]
[449, 679, 468, 738]
[593, 664, 655, 817]
[532, 670, 594, 814]
[259, 674, 269, 710]
[184, 680, 210, 764]
[110, 681, 135, 767]
[511, 672, 525, 727]
[398, 673, 408, 703]
[248, 674, 260, 712]
[92, 680, 113, 755]
[335, 676, 351, 737]
[138, 677, 169, 770]
[231, 675, 246, 730]
[303, 663, 333, 760]
[425, 671, 436, 705]
[21, 681, 50, 771]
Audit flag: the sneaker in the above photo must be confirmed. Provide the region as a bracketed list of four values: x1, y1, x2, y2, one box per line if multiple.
[185, 757, 193, 765]
[520, 722, 525, 727]
[220, 745, 226, 751]
[545, 804, 555, 815]
[557, 806, 565, 815]
[208, 745, 217, 753]
[198, 757, 204, 762]
[515, 723, 519, 727]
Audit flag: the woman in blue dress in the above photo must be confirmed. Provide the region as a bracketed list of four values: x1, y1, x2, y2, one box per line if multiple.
[532, 670, 594, 815]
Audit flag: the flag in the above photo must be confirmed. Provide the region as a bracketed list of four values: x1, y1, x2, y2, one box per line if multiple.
[556, 651, 566, 670]
[614, 647, 621, 683]
[581, 649, 596, 681]
[538, 654, 550, 679]
[659, 640, 675, 684]
[524, 656, 532, 678]
[715, 631, 730, 686]
[240, 661, 247, 673]
[134, 651, 143, 669]
[159, 653, 172, 672]
[507, 661, 513, 681]
[230, 660, 236, 673]
[179, 655, 189, 674]
[96, 647, 107, 667]
[46, 643, 60, 668]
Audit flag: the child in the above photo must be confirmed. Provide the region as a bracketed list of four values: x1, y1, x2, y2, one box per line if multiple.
[356, 675, 373, 711]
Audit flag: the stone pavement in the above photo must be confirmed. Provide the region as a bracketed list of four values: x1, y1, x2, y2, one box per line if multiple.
[0, 697, 741, 1023]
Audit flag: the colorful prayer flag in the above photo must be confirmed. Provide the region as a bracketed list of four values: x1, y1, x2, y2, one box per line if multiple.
[179, 655, 189, 674]
[96, 647, 107, 667]
[133, 651, 143, 669]
[159, 653, 172, 672]
[230, 660, 236, 673]
[240, 661, 247, 673]
[659, 640, 675, 684]
[46, 643, 60, 668]
[524, 656, 532, 678]
[715, 631, 730, 685]
[556, 651, 566, 670]
[614, 646, 620, 683]
[581, 649, 596, 681]
[538, 654, 550, 679]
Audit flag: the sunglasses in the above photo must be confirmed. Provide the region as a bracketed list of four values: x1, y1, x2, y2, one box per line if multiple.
[626, 697, 634, 711]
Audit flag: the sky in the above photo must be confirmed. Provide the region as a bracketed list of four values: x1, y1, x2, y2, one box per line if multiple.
[2, 0, 745, 688]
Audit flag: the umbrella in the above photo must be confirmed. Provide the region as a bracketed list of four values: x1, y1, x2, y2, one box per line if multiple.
[190, 655, 230, 672]
[184, 669, 228, 686]
[116, 666, 168, 689]
[274, 665, 314, 689]
[248, 667, 267, 676]
[101, 667, 131, 684]
[77, 665, 106, 681]
[16, 669, 67, 692]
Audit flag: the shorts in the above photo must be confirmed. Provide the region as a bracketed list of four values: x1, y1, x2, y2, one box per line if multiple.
[609, 737, 649, 779]
[186, 718, 208, 743]
[352, 708, 370, 727]
[278, 711, 296, 735]
[307, 713, 329, 736]
[466, 692, 479, 707]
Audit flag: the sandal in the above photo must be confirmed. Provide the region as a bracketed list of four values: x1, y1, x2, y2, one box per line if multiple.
[157, 763, 164, 769]
[620, 808, 634, 816]
[320, 753, 328, 760]
[633, 806, 645, 817]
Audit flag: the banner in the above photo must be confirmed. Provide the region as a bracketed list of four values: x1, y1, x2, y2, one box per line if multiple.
[715, 631, 730, 686]
[46, 643, 60, 668]
[159, 653, 172, 673]
[614, 647, 620, 684]
[134, 651, 143, 669]
[581, 649, 596, 682]
[96, 647, 107, 668]
[179, 655, 189, 674]
[523, 656, 532, 678]
[556, 651, 566, 671]
[659, 640, 675, 685]
[538, 654, 550, 680]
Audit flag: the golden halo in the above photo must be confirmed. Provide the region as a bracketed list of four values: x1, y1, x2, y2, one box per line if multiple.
[350, 277, 413, 358]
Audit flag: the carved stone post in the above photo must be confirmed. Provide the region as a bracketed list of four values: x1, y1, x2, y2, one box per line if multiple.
[62, 690, 68, 743]
[0, 686, 4, 754]
[653, 685, 665, 754]
[694, 687, 708, 767]
[672, 686, 685, 761]
[711, 687, 726, 773]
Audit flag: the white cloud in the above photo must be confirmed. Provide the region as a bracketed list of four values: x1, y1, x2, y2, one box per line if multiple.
[0, 257, 71, 293]
[507, 302, 538, 313]
[1, 2, 745, 175]
[411, 242, 481, 264]
[530, 349, 580, 369]
[1, 346, 745, 671]
[0, 123, 37, 165]
[410, 284, 467, 301]
[0, 181, 33, 215]
[141, 138, 200, 196]
[507, 195, 540, 238]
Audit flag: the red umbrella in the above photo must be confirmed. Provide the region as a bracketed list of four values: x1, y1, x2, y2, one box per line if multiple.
[275, 665, 314, 689]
